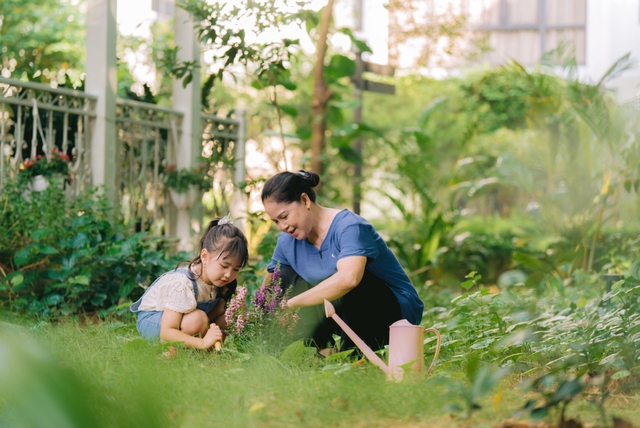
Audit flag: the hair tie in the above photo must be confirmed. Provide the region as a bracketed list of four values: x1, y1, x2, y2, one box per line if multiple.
[218, 214, 234, 226]
[297, 170, 310, 179]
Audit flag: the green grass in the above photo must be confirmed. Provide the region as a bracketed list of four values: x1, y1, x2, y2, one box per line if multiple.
[1, 313, 639, 428]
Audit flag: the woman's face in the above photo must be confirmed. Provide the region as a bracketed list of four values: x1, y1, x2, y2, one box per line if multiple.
[263, 194, 313, 241]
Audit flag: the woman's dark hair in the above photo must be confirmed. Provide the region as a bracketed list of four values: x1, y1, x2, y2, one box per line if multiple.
[261, 170, 320, 204]
[183, 218, 249, 274]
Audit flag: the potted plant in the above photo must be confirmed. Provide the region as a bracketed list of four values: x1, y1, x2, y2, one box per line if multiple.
[163, 163, 211, 210]
[19, 148, 71, 191]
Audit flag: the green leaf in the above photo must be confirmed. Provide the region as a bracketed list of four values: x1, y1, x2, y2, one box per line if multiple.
[336, 146, 362, 164]
[352, 39, 372, 53]
[280, 340, 316, 364]
[305, 12, 319, 34]
[29, 228, 54, 241]
[612, 370, 631, 379]
[466, 354, 480, 380]
[576, 297, 587, 309]
[461, 280, 474, 291]
[118, 279, 137, 299]
[630, 261, 640, 280]
[69, 232, 89, 249]
[279, 104, 298, 117]
[71, 215, 93, 230]
[38, 245, 59, 255]
[324, 349, 354, 362]
[14, 247, 35, 267]
[326, 54, 356, 81]
[46, 294, 64, 306]
[531, 407, 548, 420]
[398, 359, 417, 372]
[337, 28, 372, 53]
[69, 275, 90, 285]
[182, 73, 193, 88]
[90, 293, 107, 306]
[10, 273, 24, 287]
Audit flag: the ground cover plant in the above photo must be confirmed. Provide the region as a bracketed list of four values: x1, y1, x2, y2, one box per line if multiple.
[2, 266, 640, 427]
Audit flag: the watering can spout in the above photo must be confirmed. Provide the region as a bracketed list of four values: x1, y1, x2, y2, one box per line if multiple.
[324, 299, 335, 317]
[323, 300, 390, 375]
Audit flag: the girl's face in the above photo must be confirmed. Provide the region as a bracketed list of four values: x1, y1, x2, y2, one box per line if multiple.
[200, 249, 242, 287]
[263, 194, 313, 241]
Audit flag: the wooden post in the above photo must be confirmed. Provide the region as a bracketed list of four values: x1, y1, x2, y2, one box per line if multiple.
[86, 0, 117, 207]
[171, 6, 202, 251]
[230, 110, 247, 232]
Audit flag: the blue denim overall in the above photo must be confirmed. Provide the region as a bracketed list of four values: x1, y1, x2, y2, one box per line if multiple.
[130, 268, 220, 340]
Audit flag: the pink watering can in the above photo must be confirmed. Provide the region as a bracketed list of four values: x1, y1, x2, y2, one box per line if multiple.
[324, 300, 442, 381]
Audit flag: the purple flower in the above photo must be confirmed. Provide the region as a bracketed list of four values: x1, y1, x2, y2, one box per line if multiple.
[254, 288, 266, 309]
[271, 266, 280, 286]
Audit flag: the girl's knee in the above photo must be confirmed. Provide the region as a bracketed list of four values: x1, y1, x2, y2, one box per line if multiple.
[180, 310, 209, 336]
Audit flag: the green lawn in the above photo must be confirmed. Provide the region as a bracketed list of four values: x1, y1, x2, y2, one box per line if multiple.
[1, 314, 639, 428]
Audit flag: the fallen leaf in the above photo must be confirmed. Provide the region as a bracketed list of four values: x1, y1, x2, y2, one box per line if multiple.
[493, 389, 504, 412]
[249, 402, 266, 415]
[331, 397, 348, 409]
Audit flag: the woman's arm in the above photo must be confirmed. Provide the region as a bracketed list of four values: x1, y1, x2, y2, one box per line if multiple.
[160, 309, 222, 349]
[286, 255, 367, 309]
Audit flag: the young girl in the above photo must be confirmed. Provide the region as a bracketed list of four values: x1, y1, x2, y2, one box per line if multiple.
[130, 217, 249, 350]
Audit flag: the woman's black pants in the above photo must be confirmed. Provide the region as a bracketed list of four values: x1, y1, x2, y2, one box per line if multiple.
[278, 265, 402, 351]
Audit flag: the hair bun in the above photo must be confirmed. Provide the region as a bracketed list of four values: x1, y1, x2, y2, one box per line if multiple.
[297, 170, 320, 187]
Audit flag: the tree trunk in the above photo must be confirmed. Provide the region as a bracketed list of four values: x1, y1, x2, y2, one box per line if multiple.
[310, 0, 335, 177]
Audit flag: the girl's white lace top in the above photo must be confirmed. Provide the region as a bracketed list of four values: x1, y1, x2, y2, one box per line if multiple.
[137, 266, 218, 313]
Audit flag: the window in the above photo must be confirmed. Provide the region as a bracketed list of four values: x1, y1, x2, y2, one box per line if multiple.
[469, 0, 587, 65]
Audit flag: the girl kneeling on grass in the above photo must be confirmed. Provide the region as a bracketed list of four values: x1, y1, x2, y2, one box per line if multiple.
[130, 216, 248, 350]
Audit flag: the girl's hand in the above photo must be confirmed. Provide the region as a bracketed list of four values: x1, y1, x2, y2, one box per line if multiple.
[202, 323, 223, 349]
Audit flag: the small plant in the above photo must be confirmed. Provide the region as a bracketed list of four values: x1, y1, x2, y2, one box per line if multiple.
[19, 148, 70, 180]
[521, 372, 585, 426]
[163, 163, 211, 193]
[225, 263, 299, 349]
[461, 270, 482, 292]
[445, 354, 511, 419]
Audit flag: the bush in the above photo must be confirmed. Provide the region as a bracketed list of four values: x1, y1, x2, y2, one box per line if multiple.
[0, 178, 184, 318]
[163, 163, 212, 193]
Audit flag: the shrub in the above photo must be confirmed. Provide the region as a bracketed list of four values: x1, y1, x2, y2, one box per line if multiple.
[0, 177, 184, 318]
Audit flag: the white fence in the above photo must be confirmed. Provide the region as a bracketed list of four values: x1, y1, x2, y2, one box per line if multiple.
[0, 77, 244, 237]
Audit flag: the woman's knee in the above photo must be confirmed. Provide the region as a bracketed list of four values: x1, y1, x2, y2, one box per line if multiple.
[180, 310, 209, 336]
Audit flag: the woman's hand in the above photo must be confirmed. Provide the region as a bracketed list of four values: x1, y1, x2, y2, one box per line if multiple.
[286, 256, 367, 308]
[286, 296, 300, 310]
[201, 323, 223, 349]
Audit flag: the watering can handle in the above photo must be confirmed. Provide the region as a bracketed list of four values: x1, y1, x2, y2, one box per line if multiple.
[424, 328, 442, 375]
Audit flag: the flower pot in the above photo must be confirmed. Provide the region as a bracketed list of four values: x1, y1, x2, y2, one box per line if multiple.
[169, 187, 199, 210]
[29, 175, 49, 192]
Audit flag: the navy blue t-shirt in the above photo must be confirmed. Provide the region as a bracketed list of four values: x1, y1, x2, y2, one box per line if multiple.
[267, 209, 424, 324]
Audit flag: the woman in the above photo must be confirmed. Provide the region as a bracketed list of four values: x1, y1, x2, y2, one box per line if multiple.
[261, 170, 424, 351]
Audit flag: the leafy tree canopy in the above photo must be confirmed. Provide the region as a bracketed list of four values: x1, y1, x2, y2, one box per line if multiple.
[0, 0, 85, 84]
